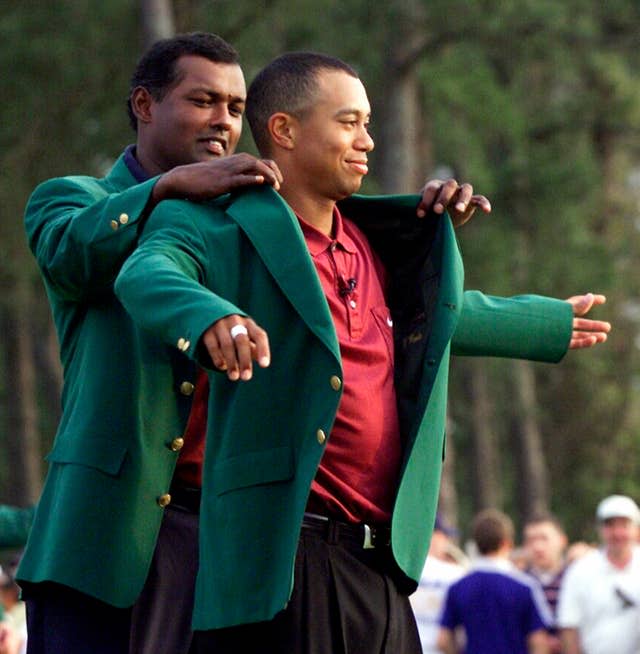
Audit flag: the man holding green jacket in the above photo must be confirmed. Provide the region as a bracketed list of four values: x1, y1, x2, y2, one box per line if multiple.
[115, 52, 610, 653]
[18, 33, 284, 654]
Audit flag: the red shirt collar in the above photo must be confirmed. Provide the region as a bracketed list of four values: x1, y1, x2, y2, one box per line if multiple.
[296, 205, 358, 256]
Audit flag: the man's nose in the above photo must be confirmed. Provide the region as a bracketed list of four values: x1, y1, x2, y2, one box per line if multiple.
[355, 128, 374, 152]
[209, 106, 232, 131]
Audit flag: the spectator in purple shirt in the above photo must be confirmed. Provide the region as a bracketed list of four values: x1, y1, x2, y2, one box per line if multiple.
[437, 509, 551, 654]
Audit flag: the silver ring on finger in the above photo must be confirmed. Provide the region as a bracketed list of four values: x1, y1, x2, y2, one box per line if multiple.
[230, 324, 249, 340]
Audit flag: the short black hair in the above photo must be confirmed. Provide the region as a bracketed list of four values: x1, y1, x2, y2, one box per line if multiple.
[523, 513, 566, 534]
[127, 32, 239, 131]
[246, 51, 359, 156]
[472, 509, 515, 555]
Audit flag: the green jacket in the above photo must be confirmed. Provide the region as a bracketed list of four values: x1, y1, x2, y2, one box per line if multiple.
[0, 505, 35, 550]
[115, 186, 573, 629]
[18, 154, 194, 607]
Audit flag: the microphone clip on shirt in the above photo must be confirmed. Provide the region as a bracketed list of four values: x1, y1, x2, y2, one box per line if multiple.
[338, 276, 357, 298]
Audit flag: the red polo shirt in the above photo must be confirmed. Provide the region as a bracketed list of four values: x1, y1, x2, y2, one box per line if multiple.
[300, 207, 401, 524]
[175, 207, 402, 524]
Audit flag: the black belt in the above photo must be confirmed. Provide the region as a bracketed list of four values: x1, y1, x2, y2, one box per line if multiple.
[301, 513, 391, 550]
[169, 485, 201, 513]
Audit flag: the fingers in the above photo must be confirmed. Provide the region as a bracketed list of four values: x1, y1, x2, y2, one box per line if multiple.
[567, 292, 611, 349]
[569, 332, 608, 349]
[417, 178, 459, 217]
[251, 159, 281, 190]
[261, 159, 284, 186]
[416, 179, 491, 221]
[416, 179, 444, 217]
[452, 183, 473, 214]
[202, 316, 270, 382]
[566, 293, 607, 316]
[572, 318, 611, 333]
[235, 155, 281, 189]
[569, 313, 611, 348]
[223, 155, 281, 191]
[565, 292, 593, 315]
[469, 194, 492, 213]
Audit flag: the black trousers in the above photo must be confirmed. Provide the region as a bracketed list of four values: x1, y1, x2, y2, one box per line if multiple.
[24, 582, 131, 654]
[130, 504, 199, 654]
[194, 522, 421, 654]
[24, 503, 199, 654]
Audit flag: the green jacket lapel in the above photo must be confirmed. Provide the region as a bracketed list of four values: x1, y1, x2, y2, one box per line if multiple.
[226, 187, 341, 363]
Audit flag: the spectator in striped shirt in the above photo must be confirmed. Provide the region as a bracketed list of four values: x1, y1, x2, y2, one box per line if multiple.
[523, 514, 569, 653]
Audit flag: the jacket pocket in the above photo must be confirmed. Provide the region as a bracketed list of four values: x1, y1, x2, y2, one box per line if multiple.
[213, 445, 295, 496]
[46, 436, 128, 477]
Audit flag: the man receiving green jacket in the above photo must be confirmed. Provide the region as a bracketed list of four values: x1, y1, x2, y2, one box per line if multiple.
[115, 52, 610, 653]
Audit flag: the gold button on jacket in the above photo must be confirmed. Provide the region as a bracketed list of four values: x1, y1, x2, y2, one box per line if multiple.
[179, 381, 195, 396]
[157, 493, 172, 508]
[316, 429, 326, 444]
[169, 437, 184, 452]
[330, 375, 342, 391]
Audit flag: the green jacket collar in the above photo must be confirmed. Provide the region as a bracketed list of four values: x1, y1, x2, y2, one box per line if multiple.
[226, 186, 341, 364]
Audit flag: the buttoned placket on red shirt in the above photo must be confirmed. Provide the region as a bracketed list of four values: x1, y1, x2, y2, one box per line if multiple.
[327, 240, 362, 339]
[298, 207, 402, 525]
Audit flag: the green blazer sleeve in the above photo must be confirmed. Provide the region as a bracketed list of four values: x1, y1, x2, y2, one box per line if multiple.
[452, 290, 573, 362]
[115, 199, 247, 363]
[25, 169, 159, 301]
[0, 504, 35, 549]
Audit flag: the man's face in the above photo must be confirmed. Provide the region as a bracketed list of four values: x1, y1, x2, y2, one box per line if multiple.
[523, 522, 567, 572]
[144, 55, 245, 172]
[600, 516, 639, 554]
[288, 70, 374, 201]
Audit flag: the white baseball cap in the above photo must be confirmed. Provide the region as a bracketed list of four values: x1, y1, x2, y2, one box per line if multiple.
[596, 495, 640, 524]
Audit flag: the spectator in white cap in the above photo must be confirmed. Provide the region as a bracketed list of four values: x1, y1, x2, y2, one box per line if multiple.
[557, 494, 640, 654]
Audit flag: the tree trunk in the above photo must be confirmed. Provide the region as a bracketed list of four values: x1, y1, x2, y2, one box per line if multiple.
[468, 361, 501, 510]
[511, 360, 549, 520]
[438, 412, 459, 531]
[140, 0, 176, 49]
[31, 310, 62, 448]
[2, 289, 43, 504]
[376, 67, 426, 193]
[375, 1, 431, 193]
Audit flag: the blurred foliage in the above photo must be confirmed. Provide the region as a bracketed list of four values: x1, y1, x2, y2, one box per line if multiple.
[2, 0, 640, 542]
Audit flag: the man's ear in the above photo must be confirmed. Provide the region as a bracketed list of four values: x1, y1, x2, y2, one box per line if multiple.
[130, 87, 154, 125]
[268, 113, 297, 151]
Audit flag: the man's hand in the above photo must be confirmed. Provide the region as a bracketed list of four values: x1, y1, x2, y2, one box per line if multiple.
[566, 293, 611, 349]
[417, 178, 491, 227]
[152, 154, 283, 204]
[201, 315, 270, 382]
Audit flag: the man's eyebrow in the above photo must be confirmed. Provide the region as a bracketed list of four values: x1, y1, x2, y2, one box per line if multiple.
[189, 86, 246, 103]
[334, 108, 370, 119]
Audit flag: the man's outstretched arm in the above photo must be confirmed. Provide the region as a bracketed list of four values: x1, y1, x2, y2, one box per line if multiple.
[452, 292, 610, 362]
